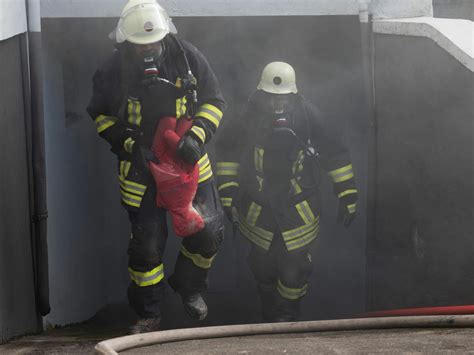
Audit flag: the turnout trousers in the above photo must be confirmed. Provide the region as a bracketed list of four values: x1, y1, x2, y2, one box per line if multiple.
[247, 233, 314, 321]
[127, 179, 224, 318]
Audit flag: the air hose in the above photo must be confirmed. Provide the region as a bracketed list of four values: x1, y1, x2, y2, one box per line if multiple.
[95, 314, 474, 354]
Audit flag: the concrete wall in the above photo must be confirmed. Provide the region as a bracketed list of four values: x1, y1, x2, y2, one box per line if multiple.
[0, 35, 39, 343]
[370, 0, 433, 19]
[369, 33, 473, 310]
[42, 15, 368, 326]
[434, 0, 474, 21]
[41, 19, 130, 326]
[0, 0, 27, 40]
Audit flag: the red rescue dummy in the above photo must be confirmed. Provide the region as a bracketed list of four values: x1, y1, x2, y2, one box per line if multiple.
[148, 117, 204, 237]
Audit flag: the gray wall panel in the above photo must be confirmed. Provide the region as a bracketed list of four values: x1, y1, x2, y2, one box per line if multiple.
[371, 34, 474, 310]
[433, 0, 474, 21]
[42, 24, 130, 326]
[0, 35, 38, 343]
[42, 16, 367, 325]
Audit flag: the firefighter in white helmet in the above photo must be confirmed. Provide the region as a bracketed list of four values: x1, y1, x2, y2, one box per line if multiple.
[87, 0, 226, 333]
[216, 61, 358, 321]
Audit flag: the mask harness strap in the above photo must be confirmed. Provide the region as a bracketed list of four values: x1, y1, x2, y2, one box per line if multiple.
[169, 34, 198, 118]
[118, 44, 130, 123]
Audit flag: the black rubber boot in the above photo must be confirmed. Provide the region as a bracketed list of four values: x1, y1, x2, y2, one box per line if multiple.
[128, 317, 161, 334]
[181, 292, 208, 320]
[271, 294, 302, 322]
[257, 283, 276, 322]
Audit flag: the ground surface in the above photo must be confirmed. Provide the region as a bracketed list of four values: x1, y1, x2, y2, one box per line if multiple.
[2, 327, 474, 354]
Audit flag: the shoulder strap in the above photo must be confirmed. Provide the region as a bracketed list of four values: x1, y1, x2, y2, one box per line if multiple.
[117, 45, 130, 122]
[167, 35, 198, 116]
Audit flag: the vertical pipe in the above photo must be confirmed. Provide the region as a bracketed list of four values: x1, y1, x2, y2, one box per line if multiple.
[25, 0, 50, 316]
[358, 0, 377, 312]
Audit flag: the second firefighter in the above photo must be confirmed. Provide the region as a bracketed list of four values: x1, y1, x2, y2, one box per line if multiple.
[216, 62, 358, 322]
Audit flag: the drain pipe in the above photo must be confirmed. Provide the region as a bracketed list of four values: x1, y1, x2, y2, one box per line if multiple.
[24, 0, 50, 317]
[95, 315, 474, 354]
[358, 0, 377, 311]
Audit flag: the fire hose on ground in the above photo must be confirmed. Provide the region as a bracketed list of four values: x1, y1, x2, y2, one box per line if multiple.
[95, 307, 474, 354]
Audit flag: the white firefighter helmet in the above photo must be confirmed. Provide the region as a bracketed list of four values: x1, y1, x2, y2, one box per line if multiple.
[257, 61, 298, 94]
[114, 0, 177, 44]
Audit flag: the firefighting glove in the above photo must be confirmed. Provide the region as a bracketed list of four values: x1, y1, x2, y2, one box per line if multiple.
[177, 133, 202, 165]
[121, 130, 158, 173]
[337, 201, 356, 228]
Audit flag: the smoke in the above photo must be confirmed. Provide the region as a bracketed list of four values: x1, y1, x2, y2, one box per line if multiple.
[173, 15, 369, 321]
[41, 14, 369, 326]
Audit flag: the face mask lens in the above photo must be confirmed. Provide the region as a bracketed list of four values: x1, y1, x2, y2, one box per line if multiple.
[134, 42, 164, 63]
[272, 95, 290, 114]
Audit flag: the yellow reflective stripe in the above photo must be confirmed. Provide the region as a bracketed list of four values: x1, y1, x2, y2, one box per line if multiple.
[284, 219, 320, 243]
[119, 174, 146, 190]
[123, 137, 135, 154]
[198, 167, 213, 183]
[239, 214, 274, 242]
[127, 99, 142, 126]
[199, 164, 212, 179]
[198, 153, 213, 183]
[238, 223, 272, 251]
[283, 215, 320, 241]
[338, 189, 358, 199]
[95, 115, 118, 134]
[180, 246, 216, 269]
[256, 176, 263, 191]
[328, 164, 354, 183]
[290, 178, 302, 195]
[286, 225, 320, 251]
[277, 280, 308, 300]
[121, 190, 142, 208]
[329, 164, 353, 175]
[176, 96, 187, 119]
[246, 202, 262, 226]
[295, 201, 316, 225]
[218, 182, 239, 191]
[198, 153, 210, 169]
[196, 104, 223, 128]
[254, 146, 264, 173]
[191, 125, 206, 144]
[119, 161, 131, 179]
[128, 264, 164, 287]
[120, 180, 146, 196]
[292, 150, 304, 175]
[347, 203, 357, 214]
[216, 162, 240, 176]
[220, 197, 232, 207]
[239, 217, 273, 241]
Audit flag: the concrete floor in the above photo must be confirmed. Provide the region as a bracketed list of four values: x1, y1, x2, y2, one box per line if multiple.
[2, 327, 474, 354]
[2, 300, 474, 354]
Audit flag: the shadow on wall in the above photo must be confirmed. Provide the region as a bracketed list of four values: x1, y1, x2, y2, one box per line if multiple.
[433, 0, 474, 21]
[41, 15, 368, 326]
[370, 33, 474, 311]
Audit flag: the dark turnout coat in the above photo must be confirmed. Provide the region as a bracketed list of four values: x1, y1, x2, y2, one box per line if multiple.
[216, 92, 358, 252]
[87, 35, 226, 211]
